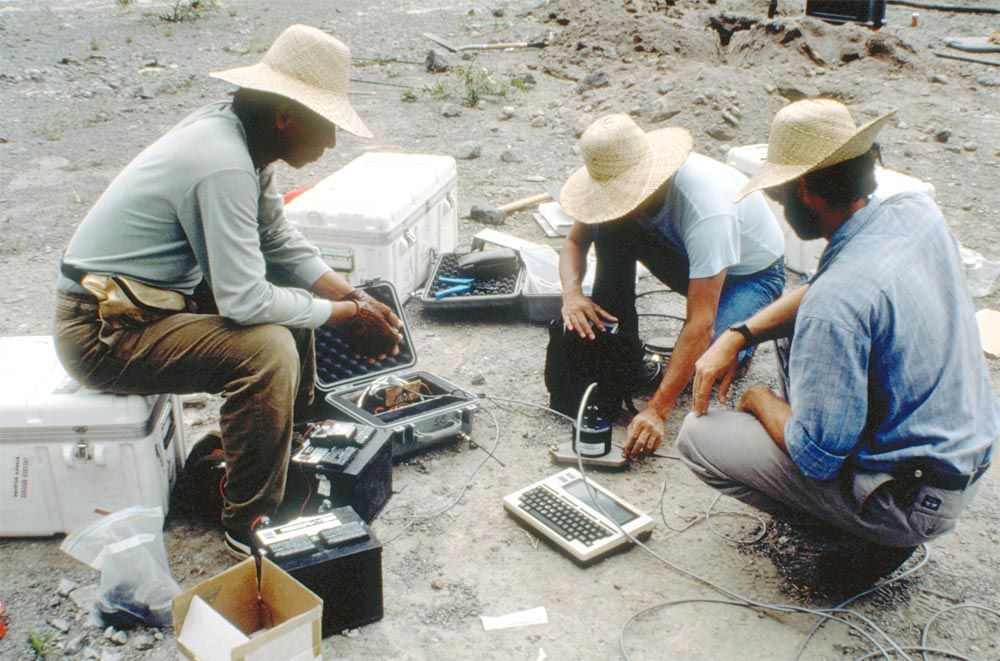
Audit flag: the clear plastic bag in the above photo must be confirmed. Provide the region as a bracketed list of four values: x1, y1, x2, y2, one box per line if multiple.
[60, 506, 180, 629]
[960, 247, 1000, 298]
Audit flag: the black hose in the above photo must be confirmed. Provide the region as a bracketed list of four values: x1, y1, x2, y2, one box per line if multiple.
[887, 0, 1000, 14]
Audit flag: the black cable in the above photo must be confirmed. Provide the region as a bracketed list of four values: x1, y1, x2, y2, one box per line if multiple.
[886, 0, 1000, 14]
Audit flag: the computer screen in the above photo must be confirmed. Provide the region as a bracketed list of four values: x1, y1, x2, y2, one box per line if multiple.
[563, 478, 638, 526]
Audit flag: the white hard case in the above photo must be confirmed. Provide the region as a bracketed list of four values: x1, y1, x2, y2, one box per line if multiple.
[726, 144, 936, 274]
[0, 336, 187, 536]
[285, 152, 459, 298]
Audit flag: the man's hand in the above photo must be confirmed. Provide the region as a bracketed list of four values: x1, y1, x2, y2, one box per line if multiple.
[345, 298, 403, 361]
[344, 289, 401, 330]
[737, 385, 791, 453]
[562, 292, 617, 340]
[622, 406, 665, 461]
[691, 331, 743, 417]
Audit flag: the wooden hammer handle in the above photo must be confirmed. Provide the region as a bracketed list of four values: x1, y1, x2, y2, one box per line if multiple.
[497, 192, 552, 214]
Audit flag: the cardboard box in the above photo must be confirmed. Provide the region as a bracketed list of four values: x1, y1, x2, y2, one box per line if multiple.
[173, 557, 323, 661]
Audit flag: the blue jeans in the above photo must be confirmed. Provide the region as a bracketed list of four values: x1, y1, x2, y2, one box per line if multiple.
[590, 219, 785, 359]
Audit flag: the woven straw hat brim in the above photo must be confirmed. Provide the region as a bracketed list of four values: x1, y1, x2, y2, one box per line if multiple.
[735, 110, 894, 201]
[211, 63, 373, 139]
[560, 127, 693, 224]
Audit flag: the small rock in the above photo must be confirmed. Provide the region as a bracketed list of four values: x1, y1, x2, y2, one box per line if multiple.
[152, 632, 164, 641]
[896, 120, 909, 130]
[934, 128, 951, 143]
[531, 116, 546, 128]
[469, 204, 505, 225]
[491, 7, 504, 17]
[132, 633, 156, 651]
[110, 630, 127, 645]
[441, 104, 462, 118]
[576, 70, 610, 94]
[721, 111, 739, 127]
[132, 85, 154, 100]
[103, 626, 115, 640]
[63, 632, 87, 655]
[48, 618, 71, 633]
[656, 80, 674, 95]
[776, 81, 820, 101]
[963, 142, 978, 152]
[57, 578, 78, 597]
[930, 74, 948, 85]
[763, 84, 775, 94]
[471, 374, 486, 386]
[500, 106, 516, 120]
[499, 149, 523, 163]
[454, 141, 481, 160]
[425, 49, 451, 73]
[646, 99, 681, 123]
[705, 125, 735, 142]
[431, 579, 445, 590]
[223, 43, 251, 56]
[343, 628, 360, 638]
[83, 647, 100, 660]
[100, 652, 123, 661]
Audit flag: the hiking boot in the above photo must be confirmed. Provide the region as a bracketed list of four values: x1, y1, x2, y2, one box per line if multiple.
[633, 359, 664, 396]
[223, 515, 271, 560]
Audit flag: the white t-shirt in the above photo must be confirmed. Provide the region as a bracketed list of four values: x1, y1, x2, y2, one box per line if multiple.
[640, 153, 784, 278]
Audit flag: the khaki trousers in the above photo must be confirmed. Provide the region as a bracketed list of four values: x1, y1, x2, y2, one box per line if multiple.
[53, 291, 316, 530]
[676, 410, 983, 548]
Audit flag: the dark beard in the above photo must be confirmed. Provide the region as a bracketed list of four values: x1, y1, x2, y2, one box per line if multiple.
[783, 191, 825, 241]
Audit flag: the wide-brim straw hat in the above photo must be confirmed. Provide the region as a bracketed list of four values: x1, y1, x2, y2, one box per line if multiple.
[735, 99, 895, 201]
[211, 24, 373, 138]
[560, 114, 693, 224]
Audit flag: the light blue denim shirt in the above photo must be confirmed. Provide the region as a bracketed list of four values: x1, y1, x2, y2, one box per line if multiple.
[785, 192, 998, 480]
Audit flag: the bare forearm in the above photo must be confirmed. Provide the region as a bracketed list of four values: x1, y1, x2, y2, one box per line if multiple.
[311, 269, 356, 301]
[742, 284, 809, 344]
[647, 320, 713, 415]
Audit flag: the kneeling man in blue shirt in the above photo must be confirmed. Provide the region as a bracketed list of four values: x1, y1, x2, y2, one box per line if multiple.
[679, 99, 998, 590]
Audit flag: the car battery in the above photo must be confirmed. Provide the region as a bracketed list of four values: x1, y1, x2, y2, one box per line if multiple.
[285, 152, 459, 299]
[0, 336, 187, 536]
[313, 280, 478, 462]
[725, 143, 935, 274]
[287, 420, 393, 523]
[255, 506, 383, 637]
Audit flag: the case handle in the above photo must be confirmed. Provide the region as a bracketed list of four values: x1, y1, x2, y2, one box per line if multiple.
[411, 418, 463, 444]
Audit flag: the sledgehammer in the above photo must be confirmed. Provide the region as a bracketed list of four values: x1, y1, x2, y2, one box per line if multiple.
[469, 190, 554, 225]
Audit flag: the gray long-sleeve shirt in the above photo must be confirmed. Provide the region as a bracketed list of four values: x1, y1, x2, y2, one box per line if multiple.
[60, 101, 333, 328]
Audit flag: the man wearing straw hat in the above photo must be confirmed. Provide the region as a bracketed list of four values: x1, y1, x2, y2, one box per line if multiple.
[558, 113, 786, 460]
[53, 25, 403, 558]
[680, 99, 997, 589]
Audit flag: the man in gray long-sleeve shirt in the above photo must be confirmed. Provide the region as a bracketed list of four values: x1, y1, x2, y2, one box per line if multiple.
[53, 25, 402, 558]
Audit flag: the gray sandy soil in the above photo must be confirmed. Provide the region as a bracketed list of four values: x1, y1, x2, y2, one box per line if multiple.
[1, 0, 998, 659]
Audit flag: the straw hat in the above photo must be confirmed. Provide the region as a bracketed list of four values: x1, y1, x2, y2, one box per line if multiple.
[559, 114, 693, 224]
[735, 99, 895, 201]
[211, 24, 373, 138]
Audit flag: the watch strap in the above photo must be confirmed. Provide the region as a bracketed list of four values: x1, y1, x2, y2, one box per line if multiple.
[729, 323, 754, 346]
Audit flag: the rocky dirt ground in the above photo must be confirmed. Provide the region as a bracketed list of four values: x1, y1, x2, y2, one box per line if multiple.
[1, 0, 999, 659]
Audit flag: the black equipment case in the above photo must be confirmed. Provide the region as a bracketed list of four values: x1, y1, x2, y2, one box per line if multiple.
[805, 0, 886, 28]
[313, 280, 478, 462]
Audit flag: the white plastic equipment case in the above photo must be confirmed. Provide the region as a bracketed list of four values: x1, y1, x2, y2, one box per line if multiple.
[285, 152, 459, 299]
[0, 336, 187, 536]
[312, 281, 478, 462]
[726, 144, 936, 274]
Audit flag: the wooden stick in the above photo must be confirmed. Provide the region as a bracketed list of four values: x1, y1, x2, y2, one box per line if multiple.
[497, 192, 552, 214]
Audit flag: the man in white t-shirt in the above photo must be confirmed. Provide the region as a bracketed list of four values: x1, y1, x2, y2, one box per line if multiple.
[557, 114, 785, 460]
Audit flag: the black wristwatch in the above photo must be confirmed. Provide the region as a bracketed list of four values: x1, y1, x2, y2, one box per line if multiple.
[728, 323, 754, 346]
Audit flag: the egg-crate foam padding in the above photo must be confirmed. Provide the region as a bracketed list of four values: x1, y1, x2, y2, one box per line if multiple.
[314, 281, 416, 391]
[420, 252, 524, 307]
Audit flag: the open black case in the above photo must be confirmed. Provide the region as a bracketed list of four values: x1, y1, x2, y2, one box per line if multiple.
[313, 280, 478, 461]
